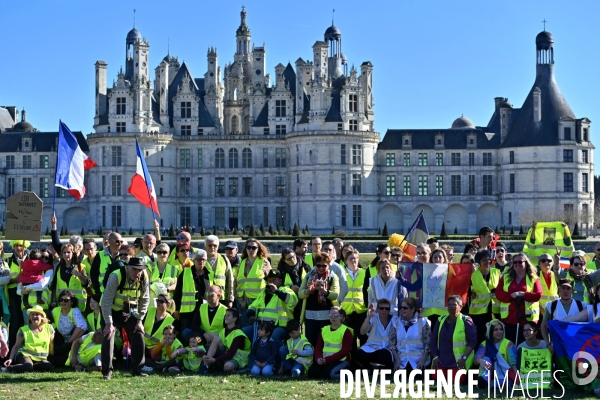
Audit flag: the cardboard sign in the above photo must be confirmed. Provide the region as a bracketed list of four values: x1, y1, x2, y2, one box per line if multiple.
[5, 191, 43, 241]
[519, 348, 552, 388]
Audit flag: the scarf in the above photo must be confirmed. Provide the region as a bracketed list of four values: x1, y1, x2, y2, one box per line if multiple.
[401, 311, 419, 328]
[309, 268, 330, 304]
[279, 260, 308, 287]
[568, 269, 594, 300]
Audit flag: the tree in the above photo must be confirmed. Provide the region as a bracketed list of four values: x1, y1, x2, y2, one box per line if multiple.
[200, 225, 205, 236]
[293, 223, 300, 237]
[382, 222, 389, 237]
[440, 222, 448, 238]
[81, 227, 86, 236]
[269, 224, 274, 235]
[305, 225, 310, 235]
[332, 227, 335, 235]
[169, 223, 175, 237]
[115, 227, 119, 234]
[519, 225, 524, 235]
[45, 226, 50, 236]
[454, 226, 459, 234]
[259, 223, 265, 236]
[129, 227, 134, 235]
[378, 227, 381, 235]
[510, 226, 515, 234]
[249, 223, 256, 237]
[495, 225, 499, 233]
[502, 225, 506, 234]
[60, 226, 64, 236]
[573, 222, 580, 236]
[98, 226, 103, 235]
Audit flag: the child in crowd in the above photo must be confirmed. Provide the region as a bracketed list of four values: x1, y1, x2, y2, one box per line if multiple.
[279, 319, 313, 377]
[146, 325, 183, 373]
[249, 322, 278, 376]
[170, 333, 206, 373]
[18, 249, 53, 307]
[66, 329, 103, 372]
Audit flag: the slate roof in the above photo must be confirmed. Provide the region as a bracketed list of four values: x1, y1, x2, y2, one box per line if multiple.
[167, 62, 215, 128]
[324, 77, 344, 123]
[0, 108, 14, 132]
[298, 92, 310, 124]
[378, 128, 500, 151]
[501, 64, 575, 148]
[0, 131, 89, 153]
[283, 63, 297, 115]
[252, 102, 269, 127]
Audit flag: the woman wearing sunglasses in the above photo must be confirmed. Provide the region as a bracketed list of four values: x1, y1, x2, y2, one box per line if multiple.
[148, 243, 179, 302]
[235, 239, 271, 327]
[555, 252, 600, 304]
[537, 253, 559, 315]
[495, 252, 542, 345]
[299, 253, 340, 346]
[389, 297, 430, 375]
[49, 290, 88, 367]
[142, 293, 175, 358]
[277, 248, 310, 321]
[469, 250, 501, 346]
[355, 298, 396, 371]
[173, 244, 193, 270]
[366, 244, 397, 280]
[174, 250, 212, 335]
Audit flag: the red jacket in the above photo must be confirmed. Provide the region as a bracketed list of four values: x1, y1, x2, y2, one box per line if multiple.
[495, 275, 542, 324]
[314, 325, 353, 364]
[19, 260, 53, 284]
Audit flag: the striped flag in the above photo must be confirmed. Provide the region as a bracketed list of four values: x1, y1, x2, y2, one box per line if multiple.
[401, 211, 429, 262]
[127, 140, 160, 217]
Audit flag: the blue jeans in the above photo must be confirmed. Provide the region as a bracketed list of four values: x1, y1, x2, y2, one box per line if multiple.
[250, 363, 274, 376]
[279, 345, 307, 376]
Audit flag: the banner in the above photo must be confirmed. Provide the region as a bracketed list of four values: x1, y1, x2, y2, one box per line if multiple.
[519, 348, 552, 388]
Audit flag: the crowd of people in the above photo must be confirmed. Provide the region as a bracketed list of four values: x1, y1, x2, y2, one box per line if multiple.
[0, 221, 599, 395]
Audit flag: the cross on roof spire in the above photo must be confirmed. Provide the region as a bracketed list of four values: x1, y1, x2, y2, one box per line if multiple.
[133, 9, 136, 28]
[332, 9, 335, 25]
[542, 18, 547, 31]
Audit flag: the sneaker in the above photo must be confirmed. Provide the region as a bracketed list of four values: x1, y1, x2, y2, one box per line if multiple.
[168, 366, 180, 374]
[140, 366, 154, 374]
[198, 365, 210, 375]
[103, 371, 112, 380]
[134, 372, 149, 378]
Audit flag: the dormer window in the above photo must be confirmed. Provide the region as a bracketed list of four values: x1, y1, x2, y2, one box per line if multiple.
[402, 133, 412, 149]
[583, 128, 589, 141]
[564, 127, 572, 140]
[404, 140, 409, 145]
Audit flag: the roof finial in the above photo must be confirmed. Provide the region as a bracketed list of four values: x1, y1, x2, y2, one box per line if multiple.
[133, 9, 136, 28]
[168, 37, 170, 56]
[332, 8, 335, 25]
[542, 18, 547, 31]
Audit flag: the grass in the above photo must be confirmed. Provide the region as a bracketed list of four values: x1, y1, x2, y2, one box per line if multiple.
[0, 369, 597, 400]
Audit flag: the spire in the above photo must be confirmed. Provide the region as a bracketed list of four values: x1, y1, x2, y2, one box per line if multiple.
[133, 8, 136, 28]
[236, 5, 251, 37]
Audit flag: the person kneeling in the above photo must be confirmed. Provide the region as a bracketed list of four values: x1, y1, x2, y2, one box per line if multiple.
[66, 329, 103, 372]
[308, 307, 352, 380]
[200, 308, 251, 374]
[249, 322, 278, 376]
[474, 319, 517, 389]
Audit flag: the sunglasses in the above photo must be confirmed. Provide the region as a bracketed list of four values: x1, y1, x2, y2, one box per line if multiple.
[113, 240, 123, 244]
[179, 248, 189, 253]
[118, 253, 130, 258]
[496, 249, 506, 253]
[329, 314, 340, 318]
[195, 258, 207, 262]
[315, 264, 328, 268]
[539, 259, 551, 263]
[391, 253, 401, 257]
[378, 307, 390, 311]
[416, 252, 427, 256]
[176, 236, 186, 240]
[381, 251, 391, 255]
[156, 299, 167, 304]
[157, 251, 168, 255]
[573, 263, 583, 267]
[246, 245, 258, 250]
[400, 306, 410, 310]
[513, 261, 524, 265]
[41, 255, 50, 259]
[59, 298, 71, 303]
[522, 328, 534, 333]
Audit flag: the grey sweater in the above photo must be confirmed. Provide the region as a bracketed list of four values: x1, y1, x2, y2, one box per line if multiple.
[101, 271, 150, 324]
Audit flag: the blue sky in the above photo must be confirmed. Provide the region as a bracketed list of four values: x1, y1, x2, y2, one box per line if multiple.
[2, 1, 599, 169]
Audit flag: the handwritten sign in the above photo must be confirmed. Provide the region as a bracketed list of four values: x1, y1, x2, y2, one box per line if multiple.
[519, 348, 552, 388]
[5, 191, 43, 241]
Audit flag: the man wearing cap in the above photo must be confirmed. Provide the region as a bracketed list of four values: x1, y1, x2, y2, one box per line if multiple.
[205, 236, 234, 308]
[243, 270, 298, 345]
[224, 240, 241, 271]
[167, 231, 198, 265]
[540, 278, 587, 354]
[100, 257, 150, 379]
[6, 239, 30, 346]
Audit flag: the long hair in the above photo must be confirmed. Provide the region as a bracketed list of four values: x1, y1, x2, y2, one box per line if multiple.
[370, 243, 390, 267]
[507, 252, 538, 283]
[431, 249, 449, 264]
[241, 238, 270, 259]
[59, 244, 76, 267]
[278, 248, 296, 270]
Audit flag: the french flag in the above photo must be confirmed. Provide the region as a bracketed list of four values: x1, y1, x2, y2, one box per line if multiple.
[128, 140, 160, 217]
[55, 121, 97, 200]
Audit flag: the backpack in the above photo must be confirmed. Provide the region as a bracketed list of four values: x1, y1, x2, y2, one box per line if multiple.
[102, 261, 146, 292]
[549, 299, 584, 320]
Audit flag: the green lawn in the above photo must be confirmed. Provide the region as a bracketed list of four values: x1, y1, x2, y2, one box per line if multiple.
[0, 369, 596, 399]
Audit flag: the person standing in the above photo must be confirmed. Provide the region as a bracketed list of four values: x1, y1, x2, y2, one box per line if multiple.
[205, 236, 234, 307]
[91, 232, 123, 294]
[100, 258, 150, 379]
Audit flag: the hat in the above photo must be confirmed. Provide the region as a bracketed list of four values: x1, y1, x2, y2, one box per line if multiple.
[558, 278, 574, 288]
[128, 257, 147, 270]
[265, 270, 284, 281]
[225, 240, 238, 249]
[26, 305, 46, 318]
[10, 240, 31, 249]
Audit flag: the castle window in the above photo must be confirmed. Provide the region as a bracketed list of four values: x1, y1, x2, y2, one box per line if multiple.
[215, 149, 225, 168]
[229, 149, 239, 168]
[181, 102, 192, 118]
[276, 125, 286, 135]
[242, 148, 252, 168]
[22, 155, 32, 169]
[564, 127, 572, 140]
[349, 120, 358, 131]
[386, 153, 395, 166]
[583, 128, 589, 141]
[181, 125, 191, 136]
[349, 94, 358, 112]
[451, 153, 461, 166]
[116, 97, 126, 114]
[563, 173, 573, 192]
[116, 122, 126, 132]
[509, 151, 514, 164]
[275, 100, 286, 117]
[563, 150, 573, 163]
[582, 150, 588, 163]
[276, 148, 287, 168]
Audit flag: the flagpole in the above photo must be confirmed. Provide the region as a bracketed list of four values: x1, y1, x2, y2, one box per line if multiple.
[52, 120, 61, 215]
[136, 139, 157, 222]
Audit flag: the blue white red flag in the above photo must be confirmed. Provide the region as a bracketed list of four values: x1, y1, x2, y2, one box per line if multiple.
[128, 140, 160, 216]
[55, 121, 97, 200]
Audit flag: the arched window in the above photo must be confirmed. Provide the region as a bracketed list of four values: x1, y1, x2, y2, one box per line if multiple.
[231, 115, 239, 134]
[242, 148, 252, 168]
[229, 148, 239, 168]
[215, 148, 225, 168]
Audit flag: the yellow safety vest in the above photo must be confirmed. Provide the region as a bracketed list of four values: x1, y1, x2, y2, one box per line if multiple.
[218, 328, 250, 368]
[586, 260, 598, 272]
[199, 303, 227, 333]
[20, 289, 51, 311]
[436, 314, 473, 369]
[341, 270, 367, 315]
[212, 255, 228, 289]
[55, 266, 87, 312]
[7, 258, 20, 289]
[98, 251, 115, 293]
[52, 307, 75, 330]
[143, 307, 175, 349]
[519, 348, 552, 388]
[180, 267, 212, 313]
[565, 271, 591, 304]
[159, 338, 183, 362]
[321, 324, 349, 361]
[183, 346, 205, 371]
[478, 338, 510, 375]
[523, 222, 574, 263]
[470, 267, 501, 315]
[149, 262, 179, 287]
[539, 273, 559, 311]
[81, 256, 92, 277]
[104, 269, 145, 312]
[87, 312, 102, 331]
[19, 324, 53, 361]
[248, 287, 297, 327]
[285, 334, 313, 372]
[368, 263, 398, 279]
[305, 254, 314, 267]
[282, 268, 307, 287]
[499, 276, 540, 322]
[236, 258, 266, 300]
[65, 333, 101, 366]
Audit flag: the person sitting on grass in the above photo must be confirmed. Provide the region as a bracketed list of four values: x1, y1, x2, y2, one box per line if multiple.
[474, 319, 517, 389]
[3, 305, 54, 373]
[278, 319, 313, 377]
[170, 333, 206, 373]
[308, 306, 353, 380]
[249, 322, 278, 376]
[200, 308, 251, 375]
[66, 328, 103, 372]
[146, 325, 183, 373]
